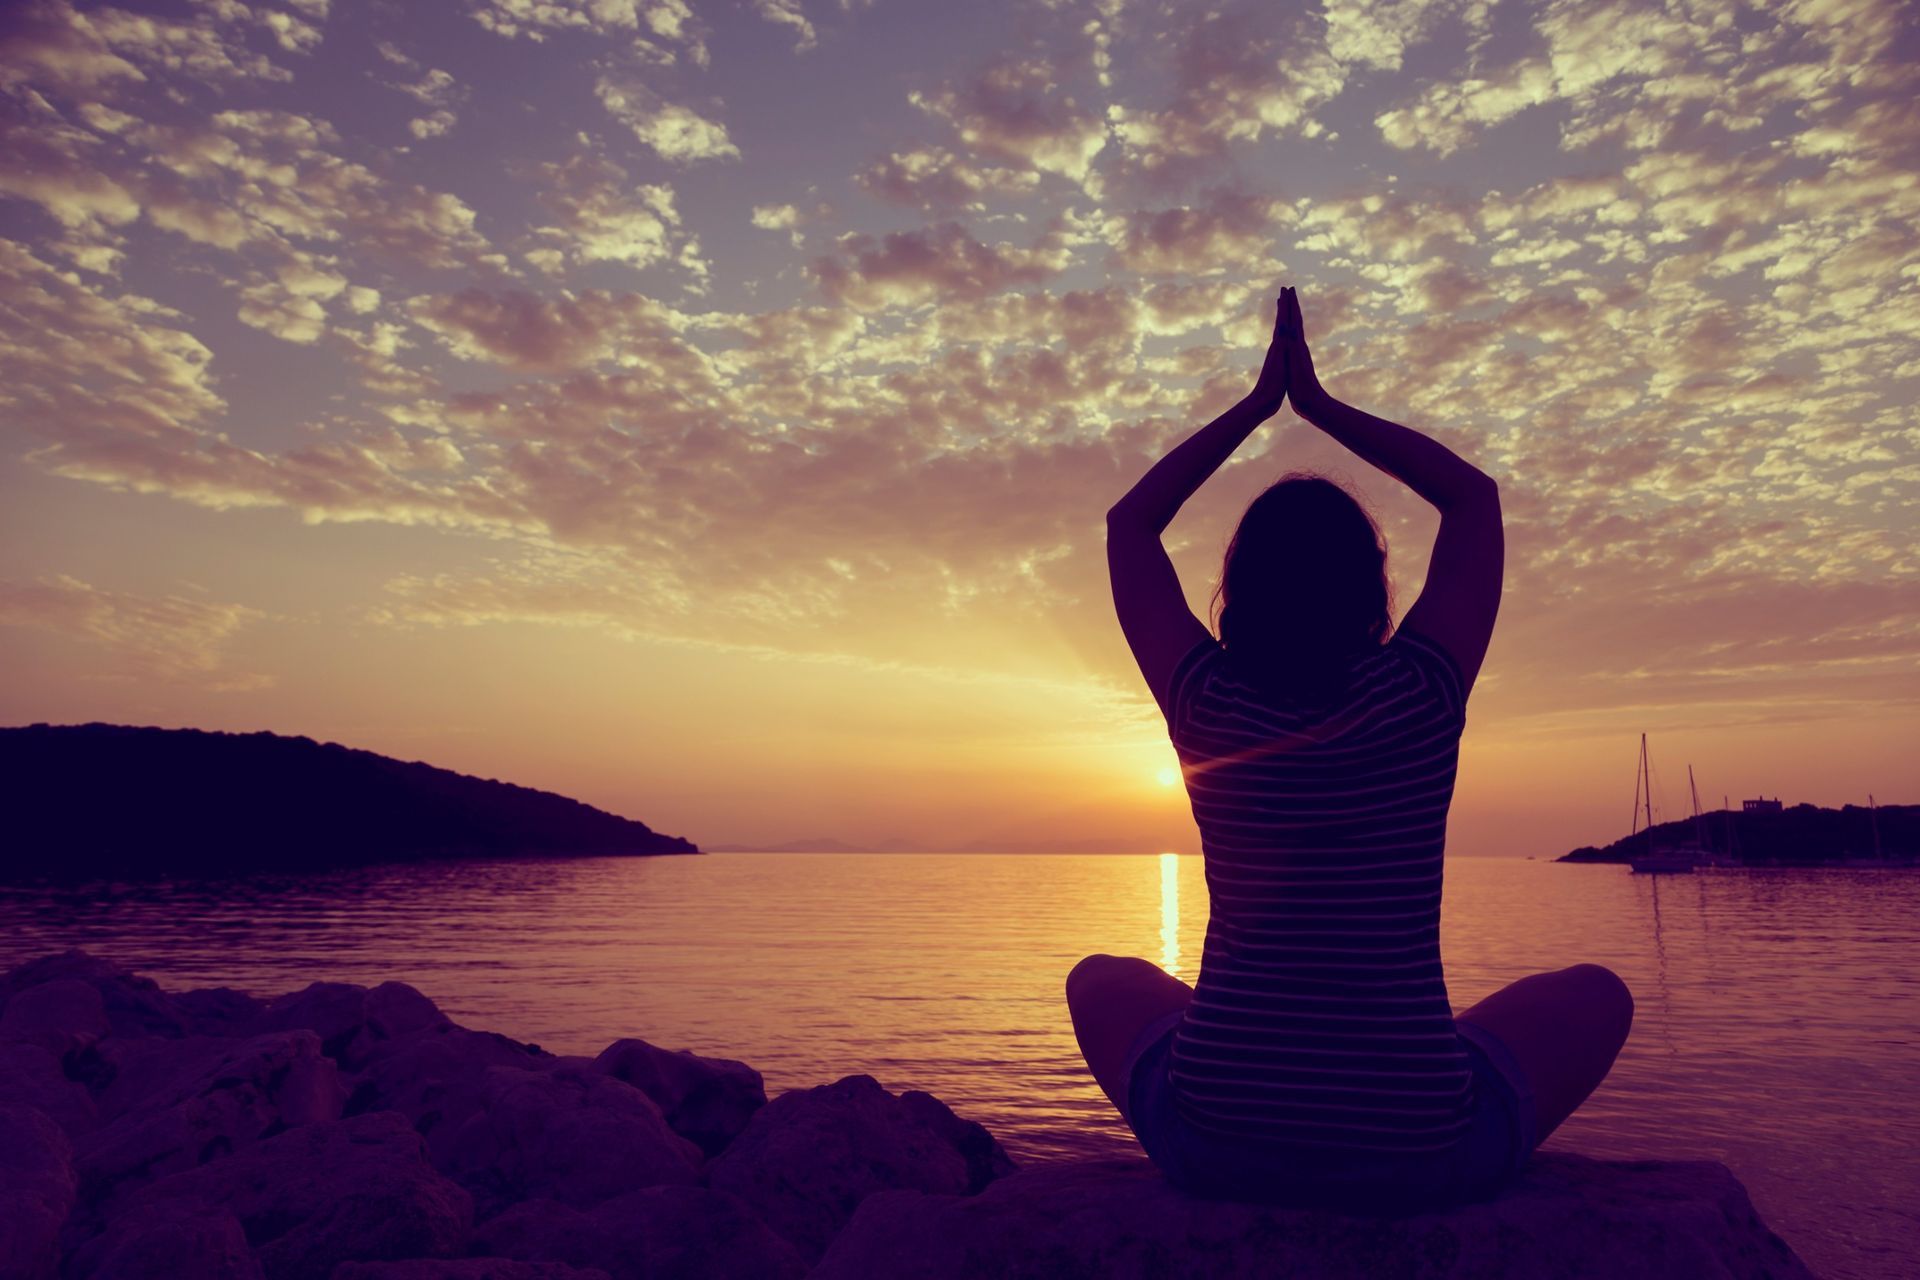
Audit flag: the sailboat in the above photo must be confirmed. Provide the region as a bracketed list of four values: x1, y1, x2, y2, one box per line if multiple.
[1626, 734, 1705, 874]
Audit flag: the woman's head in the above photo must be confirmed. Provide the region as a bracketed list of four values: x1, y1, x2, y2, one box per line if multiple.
[1209, 471, 1392, 693]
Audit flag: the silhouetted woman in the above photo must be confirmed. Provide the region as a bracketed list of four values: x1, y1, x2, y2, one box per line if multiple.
[1068, 287, 1634, 1213]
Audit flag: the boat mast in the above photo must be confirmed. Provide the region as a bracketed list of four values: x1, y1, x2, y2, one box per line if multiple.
[1640, 733, 1655, 852]
[1689, 765, 1705, 848]
[1631, 734, 1646, 838]
[1871, 794, 1882, 860]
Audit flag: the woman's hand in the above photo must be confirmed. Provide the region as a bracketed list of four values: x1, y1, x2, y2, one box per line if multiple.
[1279, 286, 1331, 419]
[1249, 292, 1289, 415]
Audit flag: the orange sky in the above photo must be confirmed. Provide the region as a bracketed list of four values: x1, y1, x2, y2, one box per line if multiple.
[1, 0, 1915, 857]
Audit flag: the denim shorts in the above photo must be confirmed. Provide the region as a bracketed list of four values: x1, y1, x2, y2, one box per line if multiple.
[1121, 1009, 1540, 1216]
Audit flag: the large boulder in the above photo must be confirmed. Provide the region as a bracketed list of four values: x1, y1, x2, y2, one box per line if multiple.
[345, 1025, 557, 1165]
[0, 951, 188, 1039]
[0, 1105, 76, 1280]
[474, 1186, 806, 1280]
[74, 1031, 345, 1205]
[63, 1202, 260, 1280]
[0, 978, 111, 1058]
[103, 1110, 471, 1280]
[591, 1039, 765, 1157]
[441, 1063, 702, 1217]
[705, 1074, 1016, 1263]
[253, 980, 449, 1070]
[0, 1043, 96, 1139]
[811, 1152, 1820, 1279]
[172, 987, 268, 1038]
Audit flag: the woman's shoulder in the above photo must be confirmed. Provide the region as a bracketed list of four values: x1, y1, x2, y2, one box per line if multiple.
[1384, 627, 1467, 722]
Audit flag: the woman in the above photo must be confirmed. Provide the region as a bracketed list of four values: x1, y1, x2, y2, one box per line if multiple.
[1068, 286, 1633, 1214]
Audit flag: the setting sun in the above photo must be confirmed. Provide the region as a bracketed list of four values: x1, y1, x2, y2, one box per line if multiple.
[1157, 766, 1180, 788]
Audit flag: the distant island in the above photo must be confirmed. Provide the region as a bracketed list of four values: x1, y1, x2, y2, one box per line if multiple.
[1556, 800, 1917, 866]
[0, 723, 698, 880]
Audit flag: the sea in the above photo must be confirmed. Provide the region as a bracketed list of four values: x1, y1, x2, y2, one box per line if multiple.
[3, 852, 1915, 1280]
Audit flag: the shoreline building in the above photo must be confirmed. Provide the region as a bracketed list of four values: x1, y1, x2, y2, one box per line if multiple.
[1742, 796, 1784, 813]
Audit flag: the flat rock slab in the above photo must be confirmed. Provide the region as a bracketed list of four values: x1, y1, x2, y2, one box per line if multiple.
[812, 1152, 1819, 1280]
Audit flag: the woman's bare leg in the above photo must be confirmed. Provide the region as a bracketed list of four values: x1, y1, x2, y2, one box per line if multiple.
[1066, 953, 1194, 1119]
[1456, 963, 1635, 1146]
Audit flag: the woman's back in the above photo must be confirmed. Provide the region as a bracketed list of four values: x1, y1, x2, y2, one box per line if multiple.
[1164, 626, 1475, 1156]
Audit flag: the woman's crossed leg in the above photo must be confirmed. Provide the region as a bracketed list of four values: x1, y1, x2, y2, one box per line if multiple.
[1066, 953, 1194, 1121]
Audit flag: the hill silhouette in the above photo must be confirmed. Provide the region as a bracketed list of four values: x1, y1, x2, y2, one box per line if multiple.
[1556, 801, 1917, 865]
[0, 723, 698, 879]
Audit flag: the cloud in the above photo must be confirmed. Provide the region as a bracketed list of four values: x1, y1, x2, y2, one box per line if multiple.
[856, 146, 1042, 212]
[1326, 0, 1495, 73]
[752, 0, 817, 52]
[0, 1, 144, 94]
[0, 237, 222, 446]
[808, 220, 1075, 310]
[908, 54, 1109, 187]
[595, 76, 738, 162]
[516, 152, 700, 279]
[467, 0, 711, 66]
[0, 574, 272, 689]
[405, 287, 708, 373]
[1106, 187, 1289, 277]
[1105, 5, 1346, 189]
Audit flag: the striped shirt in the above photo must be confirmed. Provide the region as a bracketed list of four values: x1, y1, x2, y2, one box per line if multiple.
[1163, 627, 1476, 1155]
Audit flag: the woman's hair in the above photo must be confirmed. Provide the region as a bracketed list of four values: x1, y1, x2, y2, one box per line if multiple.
[1208, 471, 1393, 698]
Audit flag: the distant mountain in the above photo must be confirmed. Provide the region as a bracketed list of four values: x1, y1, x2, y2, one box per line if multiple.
[0, 723, 698, 879]
[1556, 801, 1918, 866]
[706, 836, 889, 853]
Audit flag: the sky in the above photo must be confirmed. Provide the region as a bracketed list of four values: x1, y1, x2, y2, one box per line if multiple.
[0, 0, 1915, 857]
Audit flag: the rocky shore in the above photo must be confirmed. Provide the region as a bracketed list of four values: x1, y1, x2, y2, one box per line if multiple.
[0, 950, 1815, 1279]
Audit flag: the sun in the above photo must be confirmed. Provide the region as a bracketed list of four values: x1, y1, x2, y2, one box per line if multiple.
[1157, 766, 1181, 788]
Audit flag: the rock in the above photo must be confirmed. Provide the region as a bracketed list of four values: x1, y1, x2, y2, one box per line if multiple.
[0, 978, 111, 1058]
[75, 1031, 345, 1204]
[173, 987, 268, 1037]
[344, 1025, 558, 1166]
[107, 1111, 471, 1280]
[474, 1186, 806, 1280]
[64, 1202, 261, 1280]
[365, 982, 450, 1038]
[705, 1074, 1016, 1263]
[253, 980, 449, 1070]
[0, 1043, 96, 1139]
[332, 1262, 609, 1280]
[0, 951, 188, 1039]
[0, 1105, 76, 1280]
[254, 983, 371, 1058]
[591, 1038, 765, 1157]
[442, 1063, 702, 1217]
[811, 1152, 1820, 1280]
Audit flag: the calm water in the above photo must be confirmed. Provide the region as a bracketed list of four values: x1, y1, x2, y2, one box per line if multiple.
[4, 853, 1916, 1280]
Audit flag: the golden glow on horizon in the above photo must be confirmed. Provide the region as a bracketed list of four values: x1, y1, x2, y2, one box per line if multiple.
[1159, 851, 1180, 977]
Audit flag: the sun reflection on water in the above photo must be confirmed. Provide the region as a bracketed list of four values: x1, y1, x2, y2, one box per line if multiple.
[1159, 851, 1180, 977]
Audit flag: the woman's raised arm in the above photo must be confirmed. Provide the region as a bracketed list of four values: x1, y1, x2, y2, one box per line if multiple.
[1280, 287, 1504, 693]
[1280, 287, 1496, 515]
[1105, 294, 1289, 718]
[1106, 295, 1289, 534]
